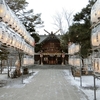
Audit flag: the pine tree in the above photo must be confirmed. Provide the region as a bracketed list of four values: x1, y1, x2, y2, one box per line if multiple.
[6, 0, 43, 41]
[65, 0, 96, 57]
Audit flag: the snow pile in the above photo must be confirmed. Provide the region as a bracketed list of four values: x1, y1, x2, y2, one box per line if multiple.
[23, 71, 38, 84]
[63, 70, 100, 100]
[4, 71, 39, 88]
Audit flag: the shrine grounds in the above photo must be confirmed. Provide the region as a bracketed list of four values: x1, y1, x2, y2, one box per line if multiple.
[0, 65, 100, 100]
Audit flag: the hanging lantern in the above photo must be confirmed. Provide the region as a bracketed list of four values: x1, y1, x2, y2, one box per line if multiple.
[13, 20, 17, 30]
[30, 48, 34, 56]
[18, 38, 22, 49]
[21, 40, 25, 51]
[91, 32, 99, 46]
[2, 30, 9, 44]
[68, 58, 73, 66]
[23, 57, 34, 66]
[97, 9, 100, 20]
[71, 44, 75, 54]
[15, 36, 20, 49]
[23, 30, 26, 36]
[75, 58, 81, 67]
[0, 0, 6, 18]
[8, 17, 14, 27]
[15, 22, 20, 32]
[24, 33, 29, 41]
[91, 10, 97, 24]
[23, 58, 28, 66]
[97, 24, 100, 45]
[75, 44, 80, 53]
[0, 28, 5, 43]
[93, 58, 100, 73]
[71, 48, 74, 55]
[17, 28, 21, 35]
[99, 58, 100, 73]
[19, 40, 22, 50]
[0, 27, 3, 42]
[31, 47, 34, 56]
[94, 58, 98, 73]
[91, 0, 99, 24]
[95, 1, 100, 21]
[11, 35, 17, 48]
[6, 31, 12, 46]
[24, 45, 27, 53]
[25, 45, 28, 54]
[2, 10, 10, 23]
[17, 37, 21, 49]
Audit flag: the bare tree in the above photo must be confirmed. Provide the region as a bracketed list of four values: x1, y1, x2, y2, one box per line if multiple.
[53, 8, 73, 34]
[62, 8, 73, 28]
[53, 12, 64, 35]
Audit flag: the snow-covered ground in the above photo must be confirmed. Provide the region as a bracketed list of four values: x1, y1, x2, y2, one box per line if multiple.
[64, 70, 100, 100]
[23, 71, 38, 84]
[1, 67, 100, 100]
[0, 68, 39, 88]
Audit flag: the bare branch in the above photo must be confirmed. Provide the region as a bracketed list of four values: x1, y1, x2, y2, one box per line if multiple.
[62, 8, 74, 28]
[52, 8, 74, 34]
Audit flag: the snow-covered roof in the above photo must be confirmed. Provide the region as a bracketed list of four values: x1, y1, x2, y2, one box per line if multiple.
[37, 34, 61, 44]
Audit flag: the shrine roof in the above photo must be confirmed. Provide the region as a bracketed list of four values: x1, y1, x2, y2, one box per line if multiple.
[37, 34, 61, 44]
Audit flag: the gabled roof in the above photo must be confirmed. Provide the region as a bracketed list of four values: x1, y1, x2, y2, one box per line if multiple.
[37, 34, 61, 44]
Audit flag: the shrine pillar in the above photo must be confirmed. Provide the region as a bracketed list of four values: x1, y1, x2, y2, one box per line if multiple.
[40, 53, 43, 65]
[62, 53, 65, 65]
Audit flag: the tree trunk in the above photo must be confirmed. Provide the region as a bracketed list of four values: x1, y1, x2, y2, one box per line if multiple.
[1, 60, 2, 74]
[7, 59, 10, 77]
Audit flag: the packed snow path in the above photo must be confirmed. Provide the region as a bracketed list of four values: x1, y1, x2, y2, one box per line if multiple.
[0, 65, 88, 100]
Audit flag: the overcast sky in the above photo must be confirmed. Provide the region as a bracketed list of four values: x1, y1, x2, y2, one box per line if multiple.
[26, 0, 89, 34]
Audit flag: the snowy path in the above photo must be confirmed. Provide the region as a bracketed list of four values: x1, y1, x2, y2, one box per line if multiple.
[0, 69, 88, 100]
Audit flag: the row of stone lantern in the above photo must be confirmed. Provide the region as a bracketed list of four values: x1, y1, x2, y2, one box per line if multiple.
[0, 0, 35, 47]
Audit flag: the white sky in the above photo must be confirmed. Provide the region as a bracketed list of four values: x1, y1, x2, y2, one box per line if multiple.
[26, 0, 89, 34]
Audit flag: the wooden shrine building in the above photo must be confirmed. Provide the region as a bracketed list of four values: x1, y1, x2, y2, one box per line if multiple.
[35, 30, 67, 65]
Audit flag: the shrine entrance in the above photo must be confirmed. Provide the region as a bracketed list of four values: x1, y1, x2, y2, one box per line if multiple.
[43, 55, 62, 65]
[48, 56, 56, 64]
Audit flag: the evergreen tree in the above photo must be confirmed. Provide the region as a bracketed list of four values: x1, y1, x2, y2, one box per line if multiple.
[63, 0, 96, 57]
[60, 32, 69, 52]
[6, 0, 43, 39]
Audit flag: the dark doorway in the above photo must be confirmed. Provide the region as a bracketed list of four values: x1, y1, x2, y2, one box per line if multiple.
[43, 55, 62, 65]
